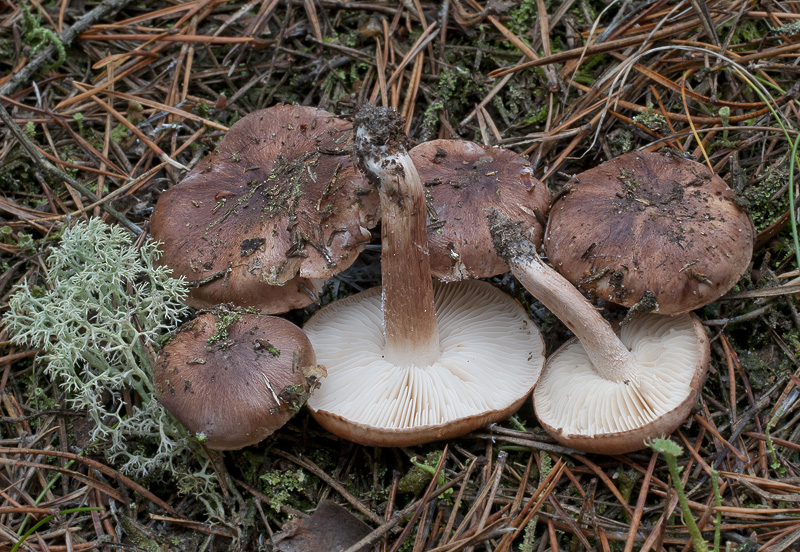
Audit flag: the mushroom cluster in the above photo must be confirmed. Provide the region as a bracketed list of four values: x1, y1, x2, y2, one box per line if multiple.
[150, 101, 753, 455]
[151, 104, 378, 448]
[486, 150, 753, 454]
[302, 105, 546, 447]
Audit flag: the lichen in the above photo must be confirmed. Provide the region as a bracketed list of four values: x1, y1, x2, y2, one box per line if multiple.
[4, 219, 221, 504]
[773, 20, 800, 36]
[607, 128, 634, 157]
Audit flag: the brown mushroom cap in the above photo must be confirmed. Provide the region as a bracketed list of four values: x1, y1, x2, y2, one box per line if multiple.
[488, 211, 711, 455]
[410, 140, 550, 282]
[544, 151, 754, 314]
[154, 307, 325, 450]
[151, 104, 378, 313]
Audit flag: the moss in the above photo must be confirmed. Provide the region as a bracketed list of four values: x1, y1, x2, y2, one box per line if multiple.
[259, 468, 315, 513]
[419, 100, 444, 142]
[721, 18, 768, 47]
[398, 450, 450, 499]
[572, 54, 610, 85]
[278, 383, 308, 413]
[0, 158, 45, 197]
[24, 121, 36, 140]
[507, 0, 538, 35]
[207, 309, 243, 344]
[616, 467, 642, 520]
[632, 104, 668, 132]
[741, 164, 790, 231]
[737, 347, 791, 391]
[0, 39, 13, 63]
[109, 124, 128, 144]
[30, 284, 46, 299]
[196, 102, 211, 118]
[523, 104, 548, 126]
[20, 2, 65, 70]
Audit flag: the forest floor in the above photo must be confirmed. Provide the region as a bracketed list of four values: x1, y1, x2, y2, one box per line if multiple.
[1, 0, 800, 551]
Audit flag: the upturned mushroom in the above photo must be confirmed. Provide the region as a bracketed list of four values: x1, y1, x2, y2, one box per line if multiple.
[544, 151, 754, 314]
[409, 140, 550, 281]
[303, 106, 545, 447]
[154, 306, 325, 450]
[489, 211, 710, 454]
[151, 104, 379, 313]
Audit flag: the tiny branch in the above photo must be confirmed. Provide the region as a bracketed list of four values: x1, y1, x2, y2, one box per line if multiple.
[0, 102, 142, 235]
[0, 0, 133, 98]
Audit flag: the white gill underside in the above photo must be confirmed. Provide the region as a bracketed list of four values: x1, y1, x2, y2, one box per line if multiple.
[534, 313, 699, 436]
[305, 280, 544, 430]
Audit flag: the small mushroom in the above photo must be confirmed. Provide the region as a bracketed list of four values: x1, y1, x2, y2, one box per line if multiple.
[410, 140, 550, 282]
[489, 211, 710, 454]
[544, 151, 754, 314]
[154, 307, 325, 450]
[303, 106, 545, 447]
[151, 104, 379, 313]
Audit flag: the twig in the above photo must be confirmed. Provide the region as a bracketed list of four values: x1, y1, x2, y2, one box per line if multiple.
[342, 458, 466, 552]
[0, 0, 133, 98]
[0, 102, 142, 234]
[273, 450, 383, 525]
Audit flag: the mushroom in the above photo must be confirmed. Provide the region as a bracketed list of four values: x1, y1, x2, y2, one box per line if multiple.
[303, 106, 545, 447]
[150, 104, 379, 313]
[489, 211, 710, 454]
[544, 151, 754, 314]
[154, 306, 325, 450]
[410, 140, 550, 282]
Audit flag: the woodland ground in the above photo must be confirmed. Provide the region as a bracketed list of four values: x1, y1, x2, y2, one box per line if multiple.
[0, 0, 800, 551]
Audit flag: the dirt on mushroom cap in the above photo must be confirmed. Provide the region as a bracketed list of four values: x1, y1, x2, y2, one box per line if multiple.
[154, 306, 325, 450]
[544, 150, 755, 314]
[412, 140, 551, 282]
[151, 104, 379, 312]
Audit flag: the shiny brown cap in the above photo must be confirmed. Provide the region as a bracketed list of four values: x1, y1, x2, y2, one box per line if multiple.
[151, 104, 378, 313]
[154, 307, 325, 450]
[544, 151, 754, 314]
[410, 140, 550, 282]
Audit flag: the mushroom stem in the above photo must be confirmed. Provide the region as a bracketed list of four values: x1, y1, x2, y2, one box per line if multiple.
[489, 210, 638, 384]
[355, 107, 440, 366]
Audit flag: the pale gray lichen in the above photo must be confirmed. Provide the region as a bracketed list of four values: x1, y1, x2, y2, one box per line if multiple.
[5, 219, 219, 500]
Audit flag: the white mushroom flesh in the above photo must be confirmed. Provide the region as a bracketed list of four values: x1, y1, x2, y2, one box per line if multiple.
[306, 280, 544, 430]
[534, 313, 699, 437]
